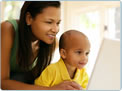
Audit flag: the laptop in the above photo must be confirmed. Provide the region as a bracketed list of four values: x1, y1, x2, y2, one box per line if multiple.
[87, 38, 120, 90]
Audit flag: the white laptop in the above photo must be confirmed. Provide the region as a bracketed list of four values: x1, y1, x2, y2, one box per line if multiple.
[87, 38, 120, 90]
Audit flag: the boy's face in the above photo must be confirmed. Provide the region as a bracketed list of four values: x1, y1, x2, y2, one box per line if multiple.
[61, 34, 90, 69]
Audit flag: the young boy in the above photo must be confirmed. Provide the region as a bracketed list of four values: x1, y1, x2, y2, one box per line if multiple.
[34, 30, 90, 89]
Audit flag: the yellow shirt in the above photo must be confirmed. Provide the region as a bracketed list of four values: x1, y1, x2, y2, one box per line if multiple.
[34, 58, 89, 89]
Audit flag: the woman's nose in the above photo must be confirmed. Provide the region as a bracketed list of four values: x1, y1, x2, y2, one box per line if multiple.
[51, 24, 59, 33]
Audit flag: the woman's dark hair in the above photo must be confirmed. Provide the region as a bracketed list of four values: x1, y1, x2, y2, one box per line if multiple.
[17, 1, 60, 79]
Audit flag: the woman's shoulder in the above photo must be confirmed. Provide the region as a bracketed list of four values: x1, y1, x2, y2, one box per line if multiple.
[1, 20, 19, 46]
[1, 20, 14, 29]
[1, 21, 14, 35]
[1, 19, 19, 39]
[1, 19, 18, 32]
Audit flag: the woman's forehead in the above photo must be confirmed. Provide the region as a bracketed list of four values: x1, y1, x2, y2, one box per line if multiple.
[35, 7, 61, 20]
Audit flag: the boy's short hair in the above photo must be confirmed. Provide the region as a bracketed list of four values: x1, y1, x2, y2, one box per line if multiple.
[59, 30, 87, 50]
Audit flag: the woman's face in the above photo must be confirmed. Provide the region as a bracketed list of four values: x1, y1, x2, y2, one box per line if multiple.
[28, 6, 61, 44]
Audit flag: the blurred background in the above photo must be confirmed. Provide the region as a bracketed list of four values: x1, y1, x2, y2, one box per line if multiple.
[1, 1, 120, 78]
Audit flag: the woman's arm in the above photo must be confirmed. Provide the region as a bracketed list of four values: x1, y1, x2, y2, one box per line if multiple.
[2, 80, 82, 90]
[1, 21, 46, 90]
[1, 21, 81, 90]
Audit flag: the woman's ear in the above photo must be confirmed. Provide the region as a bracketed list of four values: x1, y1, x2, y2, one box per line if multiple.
[60, 49, 66, 59]
[26, 12, 33, 25]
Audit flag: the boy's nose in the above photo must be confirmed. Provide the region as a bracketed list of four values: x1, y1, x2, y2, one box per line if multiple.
[81, 55, 88, 62]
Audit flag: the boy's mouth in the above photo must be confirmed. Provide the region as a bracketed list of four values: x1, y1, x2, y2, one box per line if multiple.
[79, 62, 86, 66]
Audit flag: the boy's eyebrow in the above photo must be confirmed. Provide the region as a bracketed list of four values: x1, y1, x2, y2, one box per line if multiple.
[75, 48, 90, 52]
[75, 48, 83, 51]
[86, 50, 90, 53]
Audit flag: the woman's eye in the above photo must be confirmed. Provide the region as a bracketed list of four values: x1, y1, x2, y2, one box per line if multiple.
[57, 22, 60, 25]
[46, 21, 52, 24]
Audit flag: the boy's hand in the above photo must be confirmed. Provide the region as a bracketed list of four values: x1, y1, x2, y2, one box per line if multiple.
[50, 80, 82, 90]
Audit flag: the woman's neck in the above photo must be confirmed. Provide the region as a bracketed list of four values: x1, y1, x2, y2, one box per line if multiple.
[31, 38, 40, 62]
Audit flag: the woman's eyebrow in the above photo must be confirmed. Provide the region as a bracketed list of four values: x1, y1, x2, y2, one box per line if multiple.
[46, 18, 61, 22]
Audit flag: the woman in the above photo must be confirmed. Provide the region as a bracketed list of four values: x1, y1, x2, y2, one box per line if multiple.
[1, 1, 81, 90]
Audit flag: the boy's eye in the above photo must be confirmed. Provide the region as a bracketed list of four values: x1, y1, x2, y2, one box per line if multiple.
[86, 52, 89, 56]
[76, 51, 81, 54]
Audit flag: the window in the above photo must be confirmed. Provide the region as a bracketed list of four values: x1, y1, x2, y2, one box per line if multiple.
[2, 1, 24, 21]
[104, 7, 120, 40]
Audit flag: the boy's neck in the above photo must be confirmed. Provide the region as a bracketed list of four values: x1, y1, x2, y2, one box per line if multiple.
[64, 62, 77, 79]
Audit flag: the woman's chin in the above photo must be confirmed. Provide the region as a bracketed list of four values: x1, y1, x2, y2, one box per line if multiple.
[45, 40, 54, 45]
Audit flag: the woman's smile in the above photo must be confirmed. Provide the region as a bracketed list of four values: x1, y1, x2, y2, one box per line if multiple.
[48, 34, 55, 39]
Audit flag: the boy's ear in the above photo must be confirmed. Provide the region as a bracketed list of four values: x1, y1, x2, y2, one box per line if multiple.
[60, 49, 66, 59]
[26, 12, 33, 25]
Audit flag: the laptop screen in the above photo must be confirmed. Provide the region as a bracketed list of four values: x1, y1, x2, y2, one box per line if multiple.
[87, 38, 120, 90]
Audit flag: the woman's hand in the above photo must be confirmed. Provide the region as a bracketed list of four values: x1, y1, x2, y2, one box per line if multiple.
[50, 81, 82, 90]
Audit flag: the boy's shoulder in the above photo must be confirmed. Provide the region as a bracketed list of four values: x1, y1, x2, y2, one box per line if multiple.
[79, 68, 89, 77]
[80, 67, 86, 71]
[79, 67, 87, 74]
[46, 61, 59, 71]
